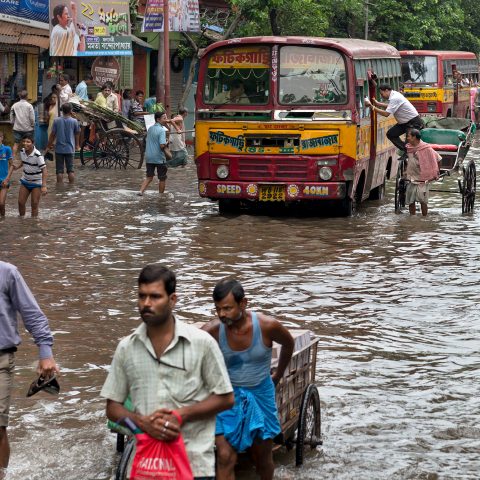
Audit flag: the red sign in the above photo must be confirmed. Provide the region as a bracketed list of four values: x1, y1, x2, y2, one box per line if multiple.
[91, 57, 121, 87]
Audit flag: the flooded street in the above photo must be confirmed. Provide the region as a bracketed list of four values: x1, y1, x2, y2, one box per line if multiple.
[1, 140, 480, 480]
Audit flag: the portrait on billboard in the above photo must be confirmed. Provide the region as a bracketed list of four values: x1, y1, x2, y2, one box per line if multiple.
[50, 2, 84, 56]
[49, 0, 132, 56]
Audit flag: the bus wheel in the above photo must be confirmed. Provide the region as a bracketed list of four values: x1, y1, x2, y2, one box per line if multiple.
[337, 195, 356, 216]
[369, 174, 386, 200]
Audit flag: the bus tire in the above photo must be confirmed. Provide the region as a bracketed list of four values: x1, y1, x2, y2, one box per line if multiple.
[337, 196, 356, 216]
[369, 174, 386, 200]
[218, 199, 241, 214]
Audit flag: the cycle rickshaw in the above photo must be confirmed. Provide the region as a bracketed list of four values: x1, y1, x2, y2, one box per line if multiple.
[395, 117, 477, 213]
[72, 100, 146, 170]
[110, 329, 322, 478]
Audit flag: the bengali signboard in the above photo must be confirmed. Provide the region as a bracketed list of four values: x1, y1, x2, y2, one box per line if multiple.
[142, 0, 200, 33]
[49, 0, 132, 57]
[208, 47, 270, 69]
[280, 47, 342, 71]
[0, 0, 48, 29]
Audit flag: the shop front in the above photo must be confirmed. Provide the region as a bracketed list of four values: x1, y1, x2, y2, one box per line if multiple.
[0, 21, 49, 144]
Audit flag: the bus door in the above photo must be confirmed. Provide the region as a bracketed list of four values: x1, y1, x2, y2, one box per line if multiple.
[363, 70, 378, 197]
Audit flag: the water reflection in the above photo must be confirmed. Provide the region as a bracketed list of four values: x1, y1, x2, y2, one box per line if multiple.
[2, 140, 479, 479]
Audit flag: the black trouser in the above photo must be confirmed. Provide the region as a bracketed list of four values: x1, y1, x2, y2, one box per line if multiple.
[387, 115, 424, 152]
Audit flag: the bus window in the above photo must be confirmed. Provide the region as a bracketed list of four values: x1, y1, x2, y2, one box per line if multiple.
[279, 46, 347, 105]
[401, 55, 437, 83]
[203, 46, 270, 105]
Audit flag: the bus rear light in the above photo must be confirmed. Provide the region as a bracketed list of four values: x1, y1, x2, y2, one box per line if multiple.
[318, 166, 333, 180]
[216, 165, 229, 179]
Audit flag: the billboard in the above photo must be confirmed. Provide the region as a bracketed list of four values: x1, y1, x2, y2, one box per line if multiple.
[49, 0, 132, 57]
[142, 0, 200, 33]
[0, 0, 49, 28]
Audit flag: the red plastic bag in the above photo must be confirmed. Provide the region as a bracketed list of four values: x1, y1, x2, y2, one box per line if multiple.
[130, 433, 193, 480]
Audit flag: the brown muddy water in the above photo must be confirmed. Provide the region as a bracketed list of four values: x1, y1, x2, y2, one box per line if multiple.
[1, 141, 479, 480]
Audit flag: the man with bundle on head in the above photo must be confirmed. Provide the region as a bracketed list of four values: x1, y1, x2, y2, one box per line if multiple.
[202, 279, 294, 480]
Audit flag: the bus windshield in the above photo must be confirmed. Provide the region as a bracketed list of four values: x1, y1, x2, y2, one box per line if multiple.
[203, 46, 270, 105]
[401, 55, 438, 84]
[279, 46, 347, 105]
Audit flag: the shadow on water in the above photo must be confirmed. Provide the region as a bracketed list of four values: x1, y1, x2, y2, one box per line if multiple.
[2, 139, 480, 479]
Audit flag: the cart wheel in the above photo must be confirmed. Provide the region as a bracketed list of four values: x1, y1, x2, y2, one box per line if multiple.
[115, 437, 135, 480]
[80, 139, 97, 168]
[394, 159, 407, 213]
[93, 129, 144, 169]
[295, 384, 321, 467]
[462, 161, 476, 213]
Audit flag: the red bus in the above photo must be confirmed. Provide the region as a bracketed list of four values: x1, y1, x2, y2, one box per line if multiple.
[195, 37, 403, 215]
[400, 50, 479, 117]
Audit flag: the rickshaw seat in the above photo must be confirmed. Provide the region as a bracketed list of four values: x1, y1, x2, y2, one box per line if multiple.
[421, 128, 466, 147]
[424, 144, 459, 152]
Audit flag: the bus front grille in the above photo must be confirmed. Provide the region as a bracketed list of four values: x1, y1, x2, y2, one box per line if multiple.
[237, 158, 309, 180]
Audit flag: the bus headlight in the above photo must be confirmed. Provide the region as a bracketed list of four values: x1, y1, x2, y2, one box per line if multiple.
[216, 165, 229, 179]
[319, 166, 332, 180]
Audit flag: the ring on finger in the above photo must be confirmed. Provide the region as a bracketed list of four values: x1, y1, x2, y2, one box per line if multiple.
[162, 427, 167, 433]
[164, 421, 169, 429]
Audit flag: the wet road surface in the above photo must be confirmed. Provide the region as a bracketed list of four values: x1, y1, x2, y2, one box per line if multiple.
[1, 141, 479, 479]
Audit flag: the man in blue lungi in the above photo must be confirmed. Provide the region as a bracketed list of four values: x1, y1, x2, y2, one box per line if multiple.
[202, 279, 294, 480]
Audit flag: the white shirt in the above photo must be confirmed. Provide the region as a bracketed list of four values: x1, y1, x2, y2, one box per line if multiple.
[50, 23, 76, 57]
[386, 90, 419, 124]
[59, 84, 73, 107]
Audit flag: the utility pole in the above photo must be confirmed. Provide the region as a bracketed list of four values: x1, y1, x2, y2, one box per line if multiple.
[163, 0, 170, 115]
[155, 0, 170, 115]
[365, 1, 373, 40]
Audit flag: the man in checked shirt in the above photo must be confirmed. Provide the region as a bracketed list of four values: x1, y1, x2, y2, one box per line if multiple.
[101, 264, 234, 479]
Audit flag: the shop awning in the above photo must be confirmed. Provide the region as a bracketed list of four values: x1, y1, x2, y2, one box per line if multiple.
[0, 22, 49, 50]
[131, 35, 157, 50]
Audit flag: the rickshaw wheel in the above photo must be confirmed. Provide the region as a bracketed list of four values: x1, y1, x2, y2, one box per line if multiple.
[295, 384, 321, 467]
[394, 159, 407, 213]
[115, 437, 135, 480]
[461, 161, 476, 213]
[93, 129, 144, 169]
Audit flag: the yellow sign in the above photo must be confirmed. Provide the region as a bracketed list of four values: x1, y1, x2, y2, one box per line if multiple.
[208, 47, 270, 69]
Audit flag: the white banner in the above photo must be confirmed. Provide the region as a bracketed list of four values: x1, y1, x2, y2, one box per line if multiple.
[142, 0, 200, 33]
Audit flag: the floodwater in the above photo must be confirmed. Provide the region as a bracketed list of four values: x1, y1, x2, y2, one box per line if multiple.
[1, 140, 479, 480]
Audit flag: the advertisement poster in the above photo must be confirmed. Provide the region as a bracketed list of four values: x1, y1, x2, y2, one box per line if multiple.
[0, 0, 49, 28]
[91, 57, 121, 86]
[142, 0, 200, 33]
[49, 0, 132, 57]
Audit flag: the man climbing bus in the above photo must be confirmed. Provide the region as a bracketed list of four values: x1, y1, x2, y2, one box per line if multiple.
[365, 83, 424, 155]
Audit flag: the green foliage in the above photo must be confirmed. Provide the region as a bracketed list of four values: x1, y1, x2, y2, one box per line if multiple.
[225, 0, 479, 54]
[232, 0, 330, 37]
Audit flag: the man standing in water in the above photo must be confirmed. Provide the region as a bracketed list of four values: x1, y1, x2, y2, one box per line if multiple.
[138, 112, 170, 196]
[101, 264, 234, 479]
[202, 279, 294, 480]
[0, 261, 58, 478]
[404, 129, 441, 217]
[365, 83, 423, 156]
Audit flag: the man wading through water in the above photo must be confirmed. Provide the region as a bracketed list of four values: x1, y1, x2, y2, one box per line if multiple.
[101, 265, 234, 479]
[202, 279, 294, 480]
